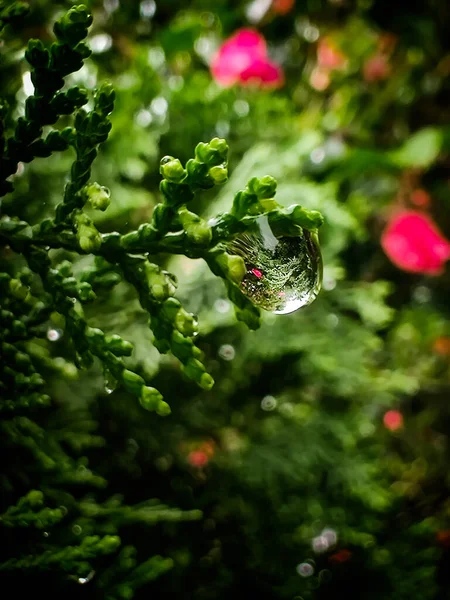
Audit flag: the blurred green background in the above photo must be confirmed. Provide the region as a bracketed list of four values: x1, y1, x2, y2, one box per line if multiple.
[2, 0, 450, 598]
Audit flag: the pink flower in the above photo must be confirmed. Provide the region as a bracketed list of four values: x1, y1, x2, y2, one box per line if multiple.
[363, 54, 391, 82]
[309, 67, 330, 91]
[383, 410, 403, 431]
[317, 37, 347, 71]
[211, 29, 284, 88]
[381, 210, 450, 275]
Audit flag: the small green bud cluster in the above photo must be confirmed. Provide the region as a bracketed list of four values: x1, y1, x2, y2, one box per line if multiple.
[0, 491, 65, 529]
[83, 182, 111, 211]
[76, 213, 102, 252]
[230, 175, 278, 220]
[159, 138, 229, 206]
[49, 260, 96, 304]
[177, 207, 212, 246]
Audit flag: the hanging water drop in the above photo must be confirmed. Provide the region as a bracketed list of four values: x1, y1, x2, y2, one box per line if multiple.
[227, 216, 322, 314]
[104, 369, 117, 394]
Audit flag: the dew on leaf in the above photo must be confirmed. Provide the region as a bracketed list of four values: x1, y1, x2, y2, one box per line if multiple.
[227, 216, 322, 314]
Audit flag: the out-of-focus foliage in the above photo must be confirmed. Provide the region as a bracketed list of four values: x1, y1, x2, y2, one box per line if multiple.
[1, 0, 450, 599]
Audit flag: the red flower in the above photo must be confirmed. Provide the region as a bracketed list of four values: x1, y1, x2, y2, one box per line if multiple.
[211, 29, 284, 88]
[381, 210, 450, 275]
[433, 337, 450, 356]
[383, 410, 403, 431]
[377, 32, 397, 54]
[410, 189, 431, 208]
[188, 450, 209, 468]
[272, 0, 295, 14]
[363, 54, 391, 82]
[436, 530, 450, 547]
[317, 37, 347, 71]
[329, 549, 352, 563]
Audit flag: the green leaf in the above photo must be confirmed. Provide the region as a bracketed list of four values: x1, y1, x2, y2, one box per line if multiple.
[389, 127, 443, 168]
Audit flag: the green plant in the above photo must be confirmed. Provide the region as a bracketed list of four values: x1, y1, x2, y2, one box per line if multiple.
[0, 3, 323, 593]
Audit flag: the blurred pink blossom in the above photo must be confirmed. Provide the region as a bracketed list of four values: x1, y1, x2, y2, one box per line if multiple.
[211, 29, 284, 88]
[310, 67, 330, 91]
[317, 37, 347, 70]
[363, 54, 391, 82]
[381, 210, 450, 275]
[383, 410, 403, 431]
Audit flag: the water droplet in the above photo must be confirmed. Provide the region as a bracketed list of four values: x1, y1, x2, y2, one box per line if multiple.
[227, 216, 322, 314]
[218, 344, 235, 361]
[43, 531, 50, 538]
[78, 571, 95, 584]
[72, 524, 82, 535]
[47, 328, 62, 341]
[104, 370, 117, 394]
[296, 562, 314, 577]
[261, 395, 277, 411]
[191, 314, 199, 337]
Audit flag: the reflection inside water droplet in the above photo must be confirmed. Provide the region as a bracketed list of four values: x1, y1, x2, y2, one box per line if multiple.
[227, 216, 322, 314]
